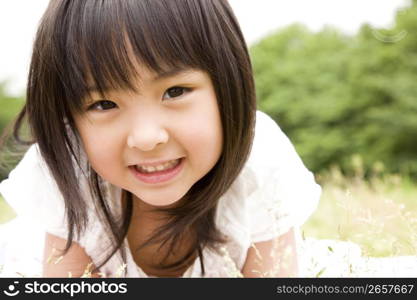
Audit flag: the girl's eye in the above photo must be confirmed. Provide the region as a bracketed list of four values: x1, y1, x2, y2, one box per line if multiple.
[87, 100, 117, 111]
[163, 87, 189, 99]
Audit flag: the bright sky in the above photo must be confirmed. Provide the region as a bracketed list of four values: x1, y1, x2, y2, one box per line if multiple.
[0, 0, 410, 96]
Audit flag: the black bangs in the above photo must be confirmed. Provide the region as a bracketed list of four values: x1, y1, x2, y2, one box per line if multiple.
[51, 0, 223, 113]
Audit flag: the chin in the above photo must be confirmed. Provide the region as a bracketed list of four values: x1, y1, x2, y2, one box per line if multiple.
[133, 190, 187, 208]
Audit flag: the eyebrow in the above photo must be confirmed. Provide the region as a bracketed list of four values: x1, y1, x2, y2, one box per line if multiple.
[87, 67, 194, 92]
[153, 67, 194, 81]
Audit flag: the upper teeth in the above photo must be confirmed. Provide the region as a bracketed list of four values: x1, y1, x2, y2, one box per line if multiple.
[136, 159, 179, 173]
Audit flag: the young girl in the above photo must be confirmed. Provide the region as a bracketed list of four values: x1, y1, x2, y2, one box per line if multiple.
[0, 0, 321, 278]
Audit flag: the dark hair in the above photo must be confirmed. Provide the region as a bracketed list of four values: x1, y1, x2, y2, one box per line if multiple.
[9, 0, 256, 276]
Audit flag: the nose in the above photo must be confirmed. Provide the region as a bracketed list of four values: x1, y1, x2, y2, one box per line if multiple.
[127, 116, 169, 151]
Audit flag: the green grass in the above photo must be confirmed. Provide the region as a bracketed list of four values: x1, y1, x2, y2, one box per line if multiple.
[0, 195, 16, 224]
[302, 166, 417, 257]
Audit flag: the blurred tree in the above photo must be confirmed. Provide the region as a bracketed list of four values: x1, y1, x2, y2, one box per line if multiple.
[0, 83, 25, 180]
[250, 1, 417, 177]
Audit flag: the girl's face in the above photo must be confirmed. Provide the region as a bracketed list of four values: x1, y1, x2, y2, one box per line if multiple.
[74, 66, 223, 208]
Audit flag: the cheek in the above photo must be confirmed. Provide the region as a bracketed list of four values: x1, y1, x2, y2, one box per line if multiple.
[78, 126, 123, 175]
[179, 99, 223, 165]
[188, 117, 221, 147]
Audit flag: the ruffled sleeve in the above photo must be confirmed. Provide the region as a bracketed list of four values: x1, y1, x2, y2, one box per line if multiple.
[247, 111, 321, 243]
[0, 144, 71, 240]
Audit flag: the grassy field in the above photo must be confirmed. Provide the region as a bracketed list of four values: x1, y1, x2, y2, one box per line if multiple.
[1, 169, 417, 258]
[302, 166, 417, 257]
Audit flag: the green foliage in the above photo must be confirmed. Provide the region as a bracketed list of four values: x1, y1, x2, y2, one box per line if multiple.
[0, 83, 25, 180]
[250, 2, 417, 176]
[0, 84, 24, 132]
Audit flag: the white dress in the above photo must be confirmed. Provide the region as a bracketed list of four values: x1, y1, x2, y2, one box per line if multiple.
[0, 110, 321, 277]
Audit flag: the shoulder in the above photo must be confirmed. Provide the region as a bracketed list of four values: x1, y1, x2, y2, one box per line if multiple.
[242, 110, 321, 242]
[0, 144, 57, 216]
[248, 110, 298, 169]
[222, 110, 320, 199]
[0, 144, 92, 239]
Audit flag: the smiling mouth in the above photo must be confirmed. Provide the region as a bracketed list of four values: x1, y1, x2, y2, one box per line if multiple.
[129, 157, 185, 184]
[133, 158, 182, 174]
